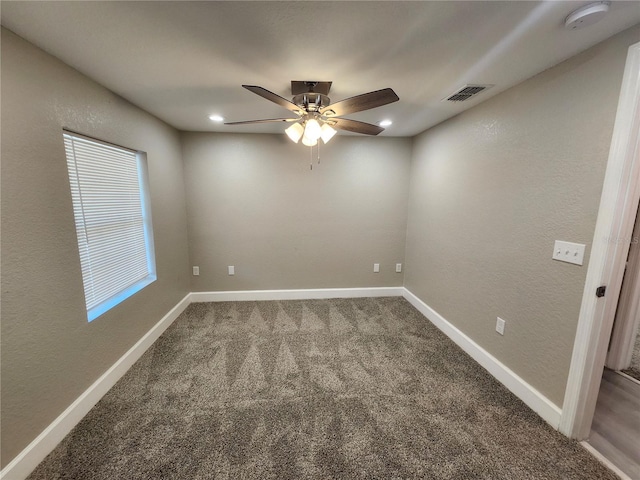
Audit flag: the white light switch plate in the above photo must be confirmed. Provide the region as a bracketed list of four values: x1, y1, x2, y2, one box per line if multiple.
[552, 240, 586, 266]
[228, 265, 235, 275]
[496, 317, 506, 335]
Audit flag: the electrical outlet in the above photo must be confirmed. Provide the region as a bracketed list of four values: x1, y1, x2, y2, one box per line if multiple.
[228, 265, 235, 276]
[396, 263, 402, 273]
[192, 266, 199, 276]
[496, 317, 506, 336]
[373, 263, 380, 273]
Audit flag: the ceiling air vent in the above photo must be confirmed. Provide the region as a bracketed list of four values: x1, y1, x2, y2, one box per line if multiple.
[444, 84, 493, 102]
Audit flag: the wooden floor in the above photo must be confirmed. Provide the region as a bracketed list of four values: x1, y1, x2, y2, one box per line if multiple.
[587, 369, 640, 479]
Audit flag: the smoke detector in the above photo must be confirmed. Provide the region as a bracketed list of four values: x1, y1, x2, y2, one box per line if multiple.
[565, 2, 610, 30]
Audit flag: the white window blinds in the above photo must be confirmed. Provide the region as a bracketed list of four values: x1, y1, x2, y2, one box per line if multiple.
[63, 132, 156, 321]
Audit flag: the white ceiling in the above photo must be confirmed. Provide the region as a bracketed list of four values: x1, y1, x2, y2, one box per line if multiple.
[2, 1, 639, 137]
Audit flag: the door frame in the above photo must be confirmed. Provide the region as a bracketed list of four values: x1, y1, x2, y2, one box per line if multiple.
[559, 41, 640, 440]
[606, 205, 640, 371]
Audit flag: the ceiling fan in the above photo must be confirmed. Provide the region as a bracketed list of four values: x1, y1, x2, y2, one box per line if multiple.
[225, 81, 399, 146]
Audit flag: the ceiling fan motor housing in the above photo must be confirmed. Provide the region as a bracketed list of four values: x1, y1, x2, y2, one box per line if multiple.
[292, 93, 331, 112]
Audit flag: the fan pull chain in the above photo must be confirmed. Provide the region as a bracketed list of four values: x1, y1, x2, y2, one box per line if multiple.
[308, 143, 322, 171]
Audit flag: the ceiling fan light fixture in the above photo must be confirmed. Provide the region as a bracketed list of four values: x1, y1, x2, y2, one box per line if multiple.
[320, 123, 337, 144]
[285, 122, 304, 143]
[208, 114, 225, 122]
[303, 118, 322, 142]
[230, 82, 399, 148]
[379, 119, 393, 127]
[301, 134, 318, 147]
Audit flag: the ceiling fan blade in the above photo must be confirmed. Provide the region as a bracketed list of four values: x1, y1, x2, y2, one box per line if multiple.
[330, 118, 384, 136]
[242, 85, 301, 113]
[322, 88, 399, 117]
[224, 118, 299, 125]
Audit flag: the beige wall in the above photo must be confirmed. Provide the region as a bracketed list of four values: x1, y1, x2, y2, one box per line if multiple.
[181, 132, 411, 291]
[0, 28, 191, 467]
[405, 26, 640, 407]
[2, 18, 638, 472]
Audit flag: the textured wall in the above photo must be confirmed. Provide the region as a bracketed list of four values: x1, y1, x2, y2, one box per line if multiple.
[405, 26, 640, 408]
[2, 17, 638, 472]
[0, 28, 191, 467]
[182, 132, 411, 291]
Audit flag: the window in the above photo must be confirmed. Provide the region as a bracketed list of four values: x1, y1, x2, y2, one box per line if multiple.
[63, 131, 156, 321]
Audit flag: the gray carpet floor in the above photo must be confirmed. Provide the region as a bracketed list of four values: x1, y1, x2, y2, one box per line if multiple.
[28, 297, 616, 479]
[621, 326, 640, 382]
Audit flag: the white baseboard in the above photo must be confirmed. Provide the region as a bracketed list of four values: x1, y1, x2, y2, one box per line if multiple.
[0, 294, 191, 480]
[403, 288, 562, 429]
[2, 287, 402, 479]
[581, 441, 633, 480]
[615, 370, 640, 386]
[4, 286, 563, 479]
[190, 286, 404, 303]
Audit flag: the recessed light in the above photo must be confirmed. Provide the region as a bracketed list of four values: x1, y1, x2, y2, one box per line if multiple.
[379, 119, 393, 127]
[208, 114, 224, 122]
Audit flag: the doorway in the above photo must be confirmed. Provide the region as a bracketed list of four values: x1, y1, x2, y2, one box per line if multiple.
[559, 40, 640, 443]
[587, 206, 640, 479]
[606, 205, 640, 381]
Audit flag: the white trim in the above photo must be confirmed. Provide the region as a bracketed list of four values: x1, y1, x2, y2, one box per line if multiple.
[560, 41, 640, 439]
[403, 288, 562, 428]
[15, 278, 627, 479]
[0, 294, 191, 480]
[606, 205, 640, 370]
[190, 286, 404, 303]
[580, 441, 633, 480]
[1, 287, 403, 479]
[614, 370, 640, 386]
